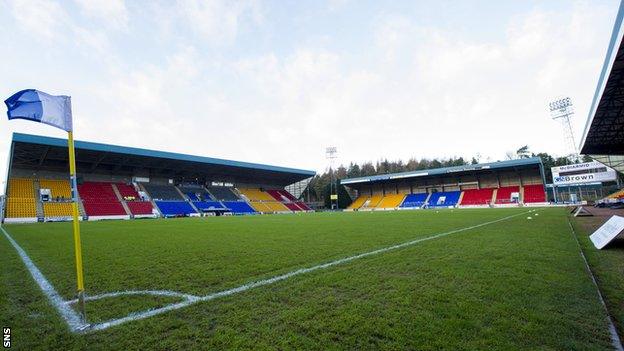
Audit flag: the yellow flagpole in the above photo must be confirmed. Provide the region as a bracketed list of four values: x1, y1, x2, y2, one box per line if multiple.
[67, 131, 86, 321]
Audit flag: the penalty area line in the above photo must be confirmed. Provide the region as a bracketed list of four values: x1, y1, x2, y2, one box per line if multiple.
[86, 209, 532, 332]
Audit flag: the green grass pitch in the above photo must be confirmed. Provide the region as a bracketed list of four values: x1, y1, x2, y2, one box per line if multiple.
[0, 208, 618, 350]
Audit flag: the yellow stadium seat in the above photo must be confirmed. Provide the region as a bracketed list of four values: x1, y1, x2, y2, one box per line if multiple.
[5, 178, 36, 218]
[39, 179, 72, 198]
[238, 188, 275, 201]
[362, 195, 383, 208]
[347, 195, 369, 209]
[264, 201, 289, 212]
[376, 194, 406, 208]
[606, 189, 624, 199]
[43, 202, 73, 217]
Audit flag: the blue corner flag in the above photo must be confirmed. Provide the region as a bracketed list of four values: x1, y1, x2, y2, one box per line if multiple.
[5, 89, 73, 132]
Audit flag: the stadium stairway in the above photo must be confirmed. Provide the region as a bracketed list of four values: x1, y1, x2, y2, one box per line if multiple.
[457, 191, 465, 206]
[399, 193, 429, 208]
[491, 188, 498, 204]
[111, 183, 132, 216]
[33, 179, 44, 219]
[348, 195, 369, 210]
[136, 183, 161, 216]
[175, 186, 201, 214]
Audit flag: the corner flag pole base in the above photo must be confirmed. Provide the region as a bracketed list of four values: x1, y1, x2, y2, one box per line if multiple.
[77, 290, 87, 323]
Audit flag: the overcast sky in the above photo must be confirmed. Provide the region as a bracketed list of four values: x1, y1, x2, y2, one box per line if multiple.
[0, 0, 620, 177]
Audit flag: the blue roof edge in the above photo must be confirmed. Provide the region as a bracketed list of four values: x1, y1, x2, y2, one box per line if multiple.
[12, 132, 316, 176]
[340, 157, 543, 185]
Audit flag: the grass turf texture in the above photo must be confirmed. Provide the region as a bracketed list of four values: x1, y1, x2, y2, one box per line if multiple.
[0, 208, 617, 350]
[572, 215, 624, 343]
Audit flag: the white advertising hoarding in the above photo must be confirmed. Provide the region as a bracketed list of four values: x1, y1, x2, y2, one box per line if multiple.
[590, 215, 624, 249]
[551, 161, 616, 186]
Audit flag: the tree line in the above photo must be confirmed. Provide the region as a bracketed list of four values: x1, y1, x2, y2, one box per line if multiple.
[304, 146, 593, 208]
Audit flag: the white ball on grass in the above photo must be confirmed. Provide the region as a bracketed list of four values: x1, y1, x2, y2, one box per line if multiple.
[527, 216, 532, 220]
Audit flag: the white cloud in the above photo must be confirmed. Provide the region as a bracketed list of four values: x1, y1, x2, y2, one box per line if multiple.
[0, 0, 617, 179]
[7, 0, 68, 39]
[73, 0, 129, 29]
[176, 0, 262, 45]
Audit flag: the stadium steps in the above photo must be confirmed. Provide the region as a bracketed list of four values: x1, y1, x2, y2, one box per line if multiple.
[424, 193, 432, 206]
[491, 188, 498, 204]
[203, 188, 217, 201]
[33, 179, 44, 220]
[520, 186, 525, 204]
[457, 191, 465, 206]
[347, 195, 368, 210]
[137, 183, 162, 217]
[111, 183, 132, 216]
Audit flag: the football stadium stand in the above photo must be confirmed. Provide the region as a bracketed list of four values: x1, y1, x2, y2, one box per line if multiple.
[206, 187, 240, 201]
[347, 195, 369, 210]
[155, 201, 196, 216]
[126, 201, 154, 215]
[78, 182, 126, 216]
[362, 194, 383, 209]
[179, 185, 214, 201]
[43, 202, 72, 218]
[143, 184, 184, 201]
[427, 191, 461, 207]
[6, 178, 37, 218]
[39, 179, 72, 199]
[376, 194, 406, 208]
[523, 184, 546, 203]
[606, 189, 624, 199]
[193, 201, 226, 212]
[222, 201, 256, 214]
[239, 188, 275, 201]
[295, 201, 312, 211]
[4, 133, 315, 221]
[266, 189, 308, 211]
[116, 183, 140, 200]
[239, 188, 289, 212]
[399, 193, 428, 208]
[460, 188, 494, 206]
[495, 186, 520, 204]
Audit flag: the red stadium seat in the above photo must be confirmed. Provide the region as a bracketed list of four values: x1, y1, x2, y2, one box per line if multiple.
[495, 186, 520, 204]
[78, 182, 126, 216]
[460, 188, 494, 205]
[523, 184, 546, 203]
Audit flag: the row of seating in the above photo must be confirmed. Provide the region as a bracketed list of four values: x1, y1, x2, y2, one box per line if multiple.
[6, 179, 37, 217]
[5, 178, 310, 219]
[348, 185, 546, 210]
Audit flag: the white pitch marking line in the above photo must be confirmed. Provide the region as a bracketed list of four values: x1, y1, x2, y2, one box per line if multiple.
[0, 226, 87, 332]
[65, 290, 200, 305]
[86, 210, 531, 332]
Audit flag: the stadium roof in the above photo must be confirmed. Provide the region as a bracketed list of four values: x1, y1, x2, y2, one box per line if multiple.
[340, 157, 543, 186]
[8, 133, 315, 186]
[580, 0, 624, 155]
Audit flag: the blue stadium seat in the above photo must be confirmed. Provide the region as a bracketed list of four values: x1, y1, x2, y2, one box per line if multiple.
[427, 191, 461, 208]
[155, 201, 197, 216]
[186, 192, 201, 201]
[399, 193, 428, 208]
[193, 201, 226, 211]
[222, 201, 256, 214]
